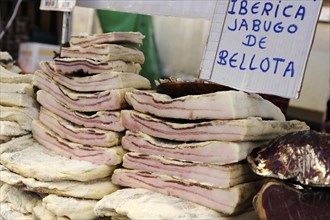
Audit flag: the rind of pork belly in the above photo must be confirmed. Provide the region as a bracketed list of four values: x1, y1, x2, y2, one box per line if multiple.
[36, 90, 124, 131]
[125, 90, 285, 121]
[39, 61, 151, 92]
[32, 120, 125, 166]
[39, 107, 121, 147]
[34, 70, 132, 111]
[54, 57, 141, 75]
[112, 169, 262, 215]
[123, 152, 259, 188]
[122, 131, 263, 164]
[69, 32, 145, 47]
[61, 44, 145, 64]
[121, 110, 309, 142]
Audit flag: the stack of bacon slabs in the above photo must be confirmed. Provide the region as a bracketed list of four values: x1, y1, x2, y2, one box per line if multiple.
[0, 51, 38, 144]
[110, 89, 310, 216]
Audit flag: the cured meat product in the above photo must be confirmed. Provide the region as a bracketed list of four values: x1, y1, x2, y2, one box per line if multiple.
[34, 71, 132, 111]
[39, 107, 121, 147]
[123, 152, 259, 187]
[0, 202, 33, 220]
[112, 169, 262, 215]
[0, 121, 28, 136]
[248, 130, 330, 187]
[0, 82, 34, 97]
[0, 135, 114, 182]
[254, 179, 330, 220]
[122, 131, 263, 164]
[32, 120, 125, 166]
[39, 61, 151, 92]
[122, 110, 309, 142]
[61, 44, 145, 64]
[54, 57, 141, 75]
[69, 32, 144, 47]
[0, 93, 38, 108]
[0, 105, 39, 131]
[0, 165, 118, 200]
[0, 66, 32, 83]
[95, 188, 259, 220]
[125, 90, 285, 121]
[37, 90, 124, 131]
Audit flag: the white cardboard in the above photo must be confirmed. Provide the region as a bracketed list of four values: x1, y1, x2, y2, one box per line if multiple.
[200, 0, 323, 99]
[40, 0, 76, 12]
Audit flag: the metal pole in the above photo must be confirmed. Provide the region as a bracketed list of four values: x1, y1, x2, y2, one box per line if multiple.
[61, 11, 72, 44]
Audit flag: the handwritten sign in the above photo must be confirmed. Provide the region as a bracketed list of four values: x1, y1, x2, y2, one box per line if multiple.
[40, 0, 76, 12]
[200, 0, 323, 99]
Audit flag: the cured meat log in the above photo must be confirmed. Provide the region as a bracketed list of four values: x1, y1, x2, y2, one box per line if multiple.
[69, 32, 145, 47]
[39, 108, 121, 147]
[112, 169, 262, 215]
[122, 131, 263, 164]
[54, 57, 141, 75]
[34, 71, 132, 111]
[125, 90, 285, 121]
[248, 130, 330, 187]
[37, 90, 125, 131]
[39, 61, 150, 92]
[123, 152, 259, 188]
[61, 44, 145, 64]
[254, 179, 330, 220]
[121, 110, 309, 142]
[32, 120, 125, 166]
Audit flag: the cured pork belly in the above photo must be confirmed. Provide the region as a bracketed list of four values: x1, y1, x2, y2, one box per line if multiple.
[248, 130, 330, 187]
[34, 70, 132, 111]
[54, 57, 141, 75]
[0, 135, 114, 182]
[112, 169, 261, 215]
[39, 107, 121, 147]
[70, 32, 144, 47]
[0, 202, 33, 220]
[32, 205, 68, 220]
[61, 44, 145, 64]
[122, 131, 263, 164]
[0, 93, 37, 108]
[95, 188, 259, 220]
[39, 61, 151, 92]
[32, 120, 125, 166]
[0, 165, 118, 199]
[122, 110, 309, 142]
[37, 90, 124, 131]
[0, 66, 32, 83]
[123, 152, 259, 187]
[254, 180, 330, 220]
[0, 82, 34, 97]
[0, 105, 38, 131]
[0, 121, 28, 136]
[125, 90, 285, 121]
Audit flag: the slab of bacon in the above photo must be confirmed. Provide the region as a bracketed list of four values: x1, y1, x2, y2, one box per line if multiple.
[125, 90, 285, 121]
[123, 152, 259, 188]
[39, 61, 150, 92]
[34, 70, 132, 111]
[112, 169, 262, 215]
[54, 57, 141, 75]
[69, 32, 145, 47]
[61, 44, 145, 64]
[122, 110, 309, 142]
[36, 90, 124, 131]
[32, 120, 125, 166]
[122, 131, 263, 164]
[39, 108, 121, 147]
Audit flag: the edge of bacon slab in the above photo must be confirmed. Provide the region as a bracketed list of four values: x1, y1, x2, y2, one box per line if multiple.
[111, 169, 262, 215]
[122, 131, 263, 164]
[61, 44, 145, 64]
[36, 90, 125, 131]
[121, 110, 310, 142]
[125, 90, 286, 121]
[39, 61, 151, 92]
[34, 70, 132, 111]
[32, 120, 125, 166]
[123, 152, 259, 188]
[70, 32, 145, 47]
[39, 107, 121, 147]
[54, 57, 141, 75]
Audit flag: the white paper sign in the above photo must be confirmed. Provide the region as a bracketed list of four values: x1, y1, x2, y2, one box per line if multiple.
[40, 0, 76, 12]
[200, 0, 323, 99]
